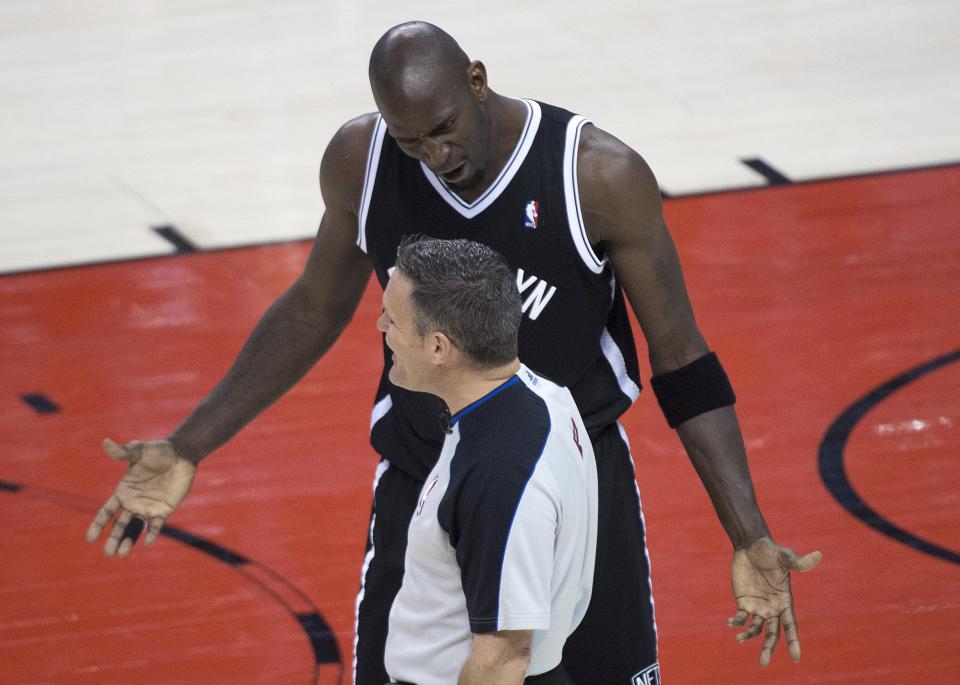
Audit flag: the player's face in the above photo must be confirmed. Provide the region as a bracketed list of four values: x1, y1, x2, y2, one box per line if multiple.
[379, 83, 491, 191]
[377, 272, 433, 392]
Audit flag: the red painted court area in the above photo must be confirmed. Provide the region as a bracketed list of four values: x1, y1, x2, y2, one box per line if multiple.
[2, 166, 958, 684]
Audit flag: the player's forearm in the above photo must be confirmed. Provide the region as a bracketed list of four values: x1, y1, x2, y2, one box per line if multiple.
[169, 287, 346, 464]
[676, 404, 771, 549]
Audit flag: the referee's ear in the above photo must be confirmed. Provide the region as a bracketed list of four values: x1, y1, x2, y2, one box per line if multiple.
[427, 330, 455, 367]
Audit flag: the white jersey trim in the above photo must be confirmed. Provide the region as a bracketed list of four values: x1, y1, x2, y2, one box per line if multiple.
[601, 327, 641, 402]
[357, 115, 387, 254]
[353, 458, 391, 685]
[369, 393, 393, 431]
[564, 116, 606, 274]
[616, 423, 659, 652]
[419, 99, 542, 219]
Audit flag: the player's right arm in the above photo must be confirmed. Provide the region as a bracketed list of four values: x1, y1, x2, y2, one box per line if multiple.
[85, 114, 378, 556]
[167, 113, 376, 463]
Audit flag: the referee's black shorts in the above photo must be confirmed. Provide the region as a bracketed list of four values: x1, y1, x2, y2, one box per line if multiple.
[355, 422, 660, 685]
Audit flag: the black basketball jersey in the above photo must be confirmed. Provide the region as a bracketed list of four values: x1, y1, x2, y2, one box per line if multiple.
[359, 99, 642, 480]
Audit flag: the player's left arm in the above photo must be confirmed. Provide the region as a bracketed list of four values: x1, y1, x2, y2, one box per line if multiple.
[458, 630, 532, 685]
[577, 123, 769, 548]
[577, 124, 821, 665]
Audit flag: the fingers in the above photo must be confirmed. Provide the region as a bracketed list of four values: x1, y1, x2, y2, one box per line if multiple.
[104, 509, 134, 556]
[144, 516, 166, 545]
[87, 498, 162, 554]
[759, 615, 780, 667]
[102, 438, 130, 462]
[86, 495, 120, 542]
[116, 517, 145, 557]
[782, 606, 802, 662]
[735, 615, 764, 643]
[792, 550, 823, 572]
[726, 609, 749, 627]
[738, 608, 802, 666]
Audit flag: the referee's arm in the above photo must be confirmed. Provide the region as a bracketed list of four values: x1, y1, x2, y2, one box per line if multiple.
[458, 630, 532, 685]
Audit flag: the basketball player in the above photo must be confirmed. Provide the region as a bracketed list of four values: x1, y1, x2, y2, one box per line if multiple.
[379, 236, 595, 685]
[86, 21, 821, 685]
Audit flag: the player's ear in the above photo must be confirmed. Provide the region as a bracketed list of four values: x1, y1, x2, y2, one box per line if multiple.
[467, 61, 487, 101]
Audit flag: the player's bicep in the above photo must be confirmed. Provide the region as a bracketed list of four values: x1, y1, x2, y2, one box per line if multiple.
[291, 116, 376, 328]
[295, 211, 371, 326]
[579, 127, 707, 372]
[608, 214, 707, 372]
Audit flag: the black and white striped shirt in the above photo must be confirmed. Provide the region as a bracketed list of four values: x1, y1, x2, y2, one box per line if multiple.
[385, 366, 598, 684]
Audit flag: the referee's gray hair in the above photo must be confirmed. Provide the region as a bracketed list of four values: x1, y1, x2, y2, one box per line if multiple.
[394, 236, 521, 368]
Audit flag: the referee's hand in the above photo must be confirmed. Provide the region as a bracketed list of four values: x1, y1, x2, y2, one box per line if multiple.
[726, 536, 822, 666]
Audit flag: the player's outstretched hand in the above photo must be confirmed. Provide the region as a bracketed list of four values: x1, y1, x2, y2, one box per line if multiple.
[85, 438, 196, 557]
[726, 536, 822, 667]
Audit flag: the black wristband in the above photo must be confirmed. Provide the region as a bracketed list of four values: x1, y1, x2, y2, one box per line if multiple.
[650, 351, 736, 428]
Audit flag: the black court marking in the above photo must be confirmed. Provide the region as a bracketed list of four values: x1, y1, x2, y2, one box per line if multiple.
[153, 225, 199, 253]
[162, 525, 249, 566]
[296, 613, 342, 664]
[818, 349, 960, 566]
[741, 158, 792, 185]
[21, 394, 60, 414]
[0, 479, 343, 682]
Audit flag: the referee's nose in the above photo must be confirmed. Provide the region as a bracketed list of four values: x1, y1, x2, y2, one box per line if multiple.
[376, 309, 390, 336]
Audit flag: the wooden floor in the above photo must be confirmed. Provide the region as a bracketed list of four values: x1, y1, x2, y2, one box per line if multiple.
[2, 1, 959, 272]
[2, 1, 959, 683]
[2, 165, 958, 684]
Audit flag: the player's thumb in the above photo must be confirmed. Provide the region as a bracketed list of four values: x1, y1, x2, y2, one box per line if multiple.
[791, 549, 822, 572]
[102, 437, 132, 462]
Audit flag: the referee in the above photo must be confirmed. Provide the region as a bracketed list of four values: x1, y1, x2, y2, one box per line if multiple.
[377, 236, 596, 685]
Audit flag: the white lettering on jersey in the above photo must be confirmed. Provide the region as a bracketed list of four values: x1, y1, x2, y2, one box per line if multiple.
[632, 663, 661, 685]
[516, 268, 558, 321]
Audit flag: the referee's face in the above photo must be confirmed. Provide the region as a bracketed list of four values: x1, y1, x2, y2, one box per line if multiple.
[378, 272, 432, 392]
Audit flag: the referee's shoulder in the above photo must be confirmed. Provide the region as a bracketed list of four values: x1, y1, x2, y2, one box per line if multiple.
[456, 389, 550, 467]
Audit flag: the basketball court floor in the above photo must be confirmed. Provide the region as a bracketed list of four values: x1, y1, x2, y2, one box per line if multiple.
[2, 2, 958, 683]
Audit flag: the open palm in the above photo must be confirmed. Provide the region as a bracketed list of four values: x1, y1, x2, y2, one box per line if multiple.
[727, 537, 822, 666]
[85, 438, 196, 556]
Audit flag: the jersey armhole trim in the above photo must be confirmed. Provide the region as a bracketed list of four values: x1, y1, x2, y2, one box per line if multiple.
[564, 116, 606, 274]
[369, 392, 393, 431]
[357, 115, 387, 253]
[600, 327, 641, 403]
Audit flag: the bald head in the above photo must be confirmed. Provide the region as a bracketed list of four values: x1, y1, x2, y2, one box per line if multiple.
[369, 22, 471, 104]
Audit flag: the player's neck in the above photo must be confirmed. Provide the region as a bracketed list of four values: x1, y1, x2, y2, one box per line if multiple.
[438, 358, 521, 418]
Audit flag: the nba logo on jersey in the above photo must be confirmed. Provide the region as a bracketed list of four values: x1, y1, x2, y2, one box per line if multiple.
[632, 663, 661, 685]
[524, 200, 539, 229]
